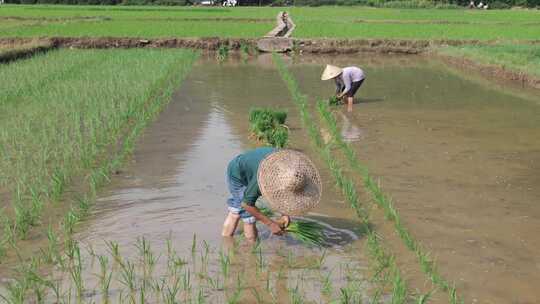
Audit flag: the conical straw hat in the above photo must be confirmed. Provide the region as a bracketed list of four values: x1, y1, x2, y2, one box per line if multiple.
[321, 64, 342, 81]
[258, 150, 322, 216]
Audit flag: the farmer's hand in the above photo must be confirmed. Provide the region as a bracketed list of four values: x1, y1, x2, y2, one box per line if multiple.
[277, 215, 290, 229]
[269, 221, 285, 235]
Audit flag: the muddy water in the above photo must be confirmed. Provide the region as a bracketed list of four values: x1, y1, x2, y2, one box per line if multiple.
[17, 55, 372, 303]
[289, 55, 540, 304]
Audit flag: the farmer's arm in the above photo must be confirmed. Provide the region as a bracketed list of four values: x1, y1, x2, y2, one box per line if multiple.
[337, 70, 351, 98]
[242, 204, 284, 235]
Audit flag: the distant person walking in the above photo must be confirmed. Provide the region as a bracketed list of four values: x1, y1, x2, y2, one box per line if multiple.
[321, 64, 366, 112]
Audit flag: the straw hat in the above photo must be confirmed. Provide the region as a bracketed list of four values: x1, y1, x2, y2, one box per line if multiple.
[321, 64, 342, 81]
[258, 150, 322, 216]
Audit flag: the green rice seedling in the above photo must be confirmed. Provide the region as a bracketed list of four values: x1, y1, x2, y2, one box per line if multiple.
[75, 194, 91, 217]
[285, 221, 325, 247]
[289, 285, 304, 304]
[258, 207, 325, 246]
[69, 242, 84, 298]
[339, 287, 351, 304]
[251, 288, 264, 304]
[314, 249, 327, 269]
[50, 167, 67, 202]
[255, 245, 265, 274]
[98, 255, 113, 301]
[162, 278, 182, 304]
[119, 259, 137, 293]
[0, 278, 27, 304]
[105, 240, 121, 264]
[391, 267, 407, 304]
[248, 107, 289, 148]
[321, 271, 333, 296]
[219, 250, 231, 277]
[328, 96, 341, 106]
[182, 269, 192, 291]
[136, 237, 158, 275]
[200, 240, 210, 267]
[266, 125, 289, 148]
[41, 224, 61, 266]
[226, 274, 244, 304]
[197, 288, 206, 304]
[217, 45, 229, 61]
[416, 290, 433, 304]
[13, 199, 33, 239]
[191, 234, 197, 256]
[62, 209, 79, 237]
[207, 275, 222, 290]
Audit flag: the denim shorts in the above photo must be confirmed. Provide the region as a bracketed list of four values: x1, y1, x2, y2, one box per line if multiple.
[226, 175, 256, 224]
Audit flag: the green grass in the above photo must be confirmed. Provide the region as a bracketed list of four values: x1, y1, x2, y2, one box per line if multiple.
[0, 5, 539, 40]
[438, 43, 540, 79]
[0, 48, 198, 256]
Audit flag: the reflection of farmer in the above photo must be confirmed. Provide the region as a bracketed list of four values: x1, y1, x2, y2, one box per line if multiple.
[321, 65, 366, 112]
[222, 148, 322, 242]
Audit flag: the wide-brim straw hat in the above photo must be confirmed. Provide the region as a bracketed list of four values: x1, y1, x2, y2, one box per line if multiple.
[321, 64, 342, 81]
[258, 149, 322, 216]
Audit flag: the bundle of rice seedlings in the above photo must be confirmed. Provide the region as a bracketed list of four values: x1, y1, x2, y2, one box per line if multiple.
[285, 221, 325, 247]
[249, 107, 289, 148]
[266, 125, 289, 148]
[257, 207, 325, 246]
[328, 96, 341, 106]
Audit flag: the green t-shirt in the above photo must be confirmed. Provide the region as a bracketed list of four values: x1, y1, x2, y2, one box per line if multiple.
[227, 147, 276, 206]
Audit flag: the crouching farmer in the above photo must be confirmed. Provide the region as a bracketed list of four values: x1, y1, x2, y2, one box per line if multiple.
[222, 148, 322, 242]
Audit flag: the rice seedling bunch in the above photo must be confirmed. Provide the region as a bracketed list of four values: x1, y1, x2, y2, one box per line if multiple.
[328, 96, 341, 106]
[249, 108, 288, 148]
[258, 207, 324, 246]
[266, 125, 289, 148]
[285, 221, 325, 247]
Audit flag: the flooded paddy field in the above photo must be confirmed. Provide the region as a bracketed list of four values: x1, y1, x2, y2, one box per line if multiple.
[290, 55, 540, 303]
[1, 51, 539, 303]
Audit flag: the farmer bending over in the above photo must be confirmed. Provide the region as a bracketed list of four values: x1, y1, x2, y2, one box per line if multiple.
[222, 148, 322, 242]
[322, 64, 366, 112]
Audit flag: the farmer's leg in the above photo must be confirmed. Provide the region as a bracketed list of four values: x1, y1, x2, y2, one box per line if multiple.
[346, 79, 364, 112]
[222, 212, 240, 237]
[243, 222, 258, 242]
[224, 173, 246, 237]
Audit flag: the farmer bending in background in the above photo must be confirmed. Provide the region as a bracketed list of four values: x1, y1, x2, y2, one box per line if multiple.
[222, 148, 322, 242]
[322, 64, 366, 112]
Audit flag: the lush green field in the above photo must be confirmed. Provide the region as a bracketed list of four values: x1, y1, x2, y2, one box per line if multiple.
[439, 44, 540, 78]
[0, 48, 197, 256]
[0, 5, 539, 40]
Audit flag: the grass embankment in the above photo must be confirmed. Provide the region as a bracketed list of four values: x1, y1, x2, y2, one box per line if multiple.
[0, 48, 198, 260]
[273, 54, 430, 303]
[438, 44, 540, 80]
[0, 39, 55, 63]
[0, 5, 539, 41]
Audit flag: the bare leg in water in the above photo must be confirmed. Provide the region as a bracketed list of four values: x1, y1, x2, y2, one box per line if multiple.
[347, 96, 354, 112]
[222, 212, 240, 236]
[222, 212, 258, 242]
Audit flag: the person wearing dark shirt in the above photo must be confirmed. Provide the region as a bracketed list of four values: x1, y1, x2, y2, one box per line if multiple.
[222, 148, 322, 242]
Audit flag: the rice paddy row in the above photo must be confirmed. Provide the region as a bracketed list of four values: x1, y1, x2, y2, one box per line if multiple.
[0, 49, 198, 264]
[1, 228, 370, 303]
[316, 100, 463, 304]
[273, 54, 434, 303]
